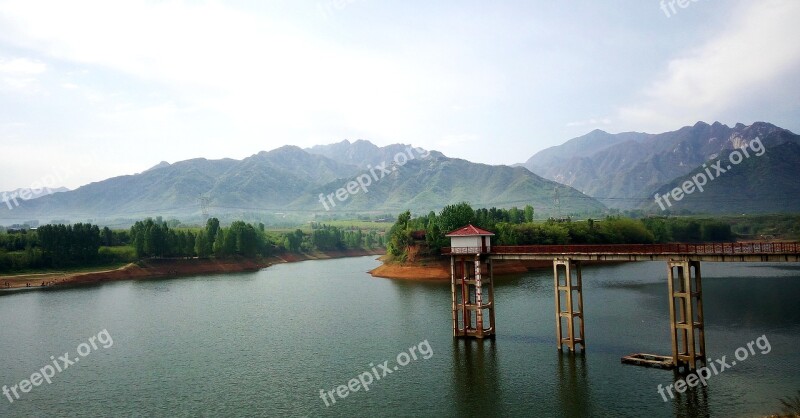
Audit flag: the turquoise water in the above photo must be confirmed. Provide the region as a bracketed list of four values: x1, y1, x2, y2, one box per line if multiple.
[1, 257, 798, 417]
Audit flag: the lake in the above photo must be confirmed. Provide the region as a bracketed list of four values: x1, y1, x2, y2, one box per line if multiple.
[1, 256, 799, 417]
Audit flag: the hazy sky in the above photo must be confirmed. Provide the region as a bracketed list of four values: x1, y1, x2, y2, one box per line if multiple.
[1, 0, 798, 191]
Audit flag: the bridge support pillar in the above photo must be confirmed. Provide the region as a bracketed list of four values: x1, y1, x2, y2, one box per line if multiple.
[554, 259, 585, 351]
[667, 260, 705, 372]
[451, 254, 495, 338]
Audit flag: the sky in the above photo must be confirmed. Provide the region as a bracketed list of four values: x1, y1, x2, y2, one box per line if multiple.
[0, 0, 798, 191]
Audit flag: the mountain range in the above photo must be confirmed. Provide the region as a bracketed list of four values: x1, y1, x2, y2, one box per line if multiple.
[3, 120, 797, 227]
[0, 142, 603, 226]
[521, 121, 800, 213]
[0, 186, 68, 205]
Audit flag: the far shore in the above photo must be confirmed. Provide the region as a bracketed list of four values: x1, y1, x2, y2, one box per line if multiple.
[368, 257, 626, 281]
[369, 256, 554, 281]
[1, 250, 622, 291]
[0, 249, 385, 291]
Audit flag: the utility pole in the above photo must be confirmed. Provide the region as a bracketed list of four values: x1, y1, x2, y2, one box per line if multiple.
[197, 195, 210, 222]
[554, 186, 562, 219]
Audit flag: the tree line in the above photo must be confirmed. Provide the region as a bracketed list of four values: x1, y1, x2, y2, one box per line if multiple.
[283, 224, 383, 252]
[130, 218, 270, 258]
[386, 202, 735, 260]
[0, 217, 386, 273]
[0, 223, 113, 270]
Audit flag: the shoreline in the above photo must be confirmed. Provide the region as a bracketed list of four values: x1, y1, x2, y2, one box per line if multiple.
[369, 257, 627, 281]
[368, 257, 554, 281]
[0, 249, 385, 291]
[1, 249, 618, 290]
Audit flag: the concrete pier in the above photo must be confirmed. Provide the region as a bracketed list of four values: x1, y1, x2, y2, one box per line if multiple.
[554, 259, 585, 352]
[443, 231, 800, 368]
[451, 254, 495, 338]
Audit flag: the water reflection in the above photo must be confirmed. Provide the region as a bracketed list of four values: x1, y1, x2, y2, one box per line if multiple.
[451, 338, 503, 416]
[1, 257, 797, 417]
[669, 369, 711, 418]
[557, 352, 591, 417]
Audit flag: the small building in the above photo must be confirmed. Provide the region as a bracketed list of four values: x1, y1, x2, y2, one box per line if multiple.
[445, 224, 494, 254]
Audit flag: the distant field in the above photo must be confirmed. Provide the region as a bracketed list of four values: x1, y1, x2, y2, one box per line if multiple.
[267, 220, 392, 234]
[316, 220, 392, 230]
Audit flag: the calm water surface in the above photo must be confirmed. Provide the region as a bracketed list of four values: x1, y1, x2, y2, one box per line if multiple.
[1, 256, 799, 417]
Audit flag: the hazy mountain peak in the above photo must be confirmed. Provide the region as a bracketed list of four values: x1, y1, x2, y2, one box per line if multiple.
[520, 121, 800, 212]
[746, 121, 779, 130]
[305, 139, 420, 168]
[272, 145, 305, 153]
[144, 161, 171, 172]
[0, 139, 603, 224]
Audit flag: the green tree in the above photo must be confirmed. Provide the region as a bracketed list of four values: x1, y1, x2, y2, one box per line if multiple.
[195, 230, 210, 258]
[598, 218, 655, 244]
[102, 226, 113, 246]
[425, 220, 444, 252]
[524, 205, 535, 222]
[284, 229, 303, 252]
[222, 228, 237, 255]
[213, 229, 225, 257]
[701, 221, 733, 242]
[228, 221, 258, 256]
[184, 231, 196, 256]
[387, 210, 412, 257]
[205, 218, 220, 253]
[670, 220, 702, 242]
[508, 207, 522, 223]
[641, 218, 672, 243]
[438, 202, 475, 235]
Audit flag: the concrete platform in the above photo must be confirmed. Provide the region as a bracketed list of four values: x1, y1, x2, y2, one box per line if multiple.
[620, 353, 675, 370]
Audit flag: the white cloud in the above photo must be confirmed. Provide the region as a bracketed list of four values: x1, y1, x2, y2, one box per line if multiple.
[0, 0, 797, 190]
[618, 0, 800, 131]
[0, 57, 45, 75]
[0, 56, 46, 91]
[0, 0, 441, 145]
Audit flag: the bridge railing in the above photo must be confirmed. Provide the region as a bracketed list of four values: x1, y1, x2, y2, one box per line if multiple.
[442, 242, 800, 255]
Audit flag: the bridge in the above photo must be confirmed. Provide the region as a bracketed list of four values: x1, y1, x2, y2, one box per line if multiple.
[445, 242, 800, 262]
[442, 225, 800, 372]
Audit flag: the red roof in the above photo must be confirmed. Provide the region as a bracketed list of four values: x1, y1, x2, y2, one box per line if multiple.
[445, 224, 495, 237]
